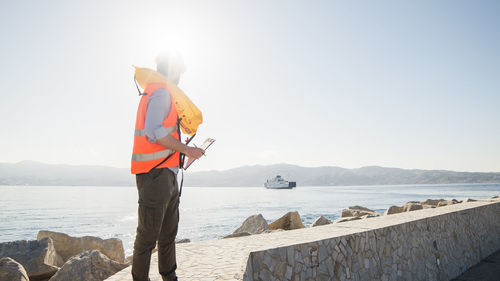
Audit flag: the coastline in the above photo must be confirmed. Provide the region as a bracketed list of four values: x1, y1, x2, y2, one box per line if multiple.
[2, 184, 500, 257]
[107, 197, 500, 281]
[2, 195, 499, 280]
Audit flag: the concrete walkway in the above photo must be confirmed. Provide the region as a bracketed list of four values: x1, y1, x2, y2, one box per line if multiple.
[106, 199, 500, 281]
[452, 250, 500, 281]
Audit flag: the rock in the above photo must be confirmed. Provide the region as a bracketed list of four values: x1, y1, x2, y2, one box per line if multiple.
[152, 238, 191, 253]
[437, 199, 459, 207]
[124, 255, 133, 266]
[233, 214, 269, 235]
[437, 201, 448, 207]
[341, 206, 379, 217]
[263, 229, 285, 233]
[37, 230, 124, 263]
[490, 195, 498, 199]
[360, 214, 380, 219]
[223, 232, 252, 239]
[0, 257, 29, 281]
[48, 250, 127, 281]
[311, 216, 333, 227]
[175, 238, 191, 244]
[334, 217, 362, 223]
[0, 238, 61, 280]
[384, 206, 404, 215]
[462, 198, 477, 202]
[403, 202, 423, 212]
[421, 199, 445, 206]
[268, 211, 305, 230]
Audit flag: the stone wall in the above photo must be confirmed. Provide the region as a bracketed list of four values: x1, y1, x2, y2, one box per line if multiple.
[245, 201, 500, 281]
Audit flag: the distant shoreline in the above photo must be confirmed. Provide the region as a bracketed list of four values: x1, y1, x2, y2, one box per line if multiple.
[1, 161, 500, 187]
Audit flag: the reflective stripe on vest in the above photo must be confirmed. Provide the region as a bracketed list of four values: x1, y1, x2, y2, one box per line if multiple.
[134, 125, 178, 137]
[131, 148, 175, 162]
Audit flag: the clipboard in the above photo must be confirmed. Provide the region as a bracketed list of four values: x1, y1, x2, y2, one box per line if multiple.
[183, 138, 215, 170]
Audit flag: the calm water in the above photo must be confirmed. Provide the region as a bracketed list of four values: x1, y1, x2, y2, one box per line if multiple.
[1, 184, 499, 256]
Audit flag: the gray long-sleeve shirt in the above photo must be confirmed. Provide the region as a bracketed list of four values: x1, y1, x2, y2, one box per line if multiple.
[144, 88, 178, 174]
[145, 88, 172, 143]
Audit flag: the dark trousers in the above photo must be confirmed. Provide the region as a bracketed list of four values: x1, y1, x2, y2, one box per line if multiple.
[132, 168, 179, 281]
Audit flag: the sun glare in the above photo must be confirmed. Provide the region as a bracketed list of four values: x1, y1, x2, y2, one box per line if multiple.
[139, 14, 200, 68]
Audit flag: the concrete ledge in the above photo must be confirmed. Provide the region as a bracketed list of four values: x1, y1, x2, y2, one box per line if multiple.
[106, 199, 500, 281]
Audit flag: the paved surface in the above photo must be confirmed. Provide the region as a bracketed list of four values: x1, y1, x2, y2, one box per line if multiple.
[452, 250, 500, 281]
[105, 199, 500, 281]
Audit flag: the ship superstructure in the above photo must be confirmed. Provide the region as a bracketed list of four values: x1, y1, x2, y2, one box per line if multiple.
[264, 175, 296, 189]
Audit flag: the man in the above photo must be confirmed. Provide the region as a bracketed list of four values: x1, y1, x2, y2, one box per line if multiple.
[131, 51, 204, 281]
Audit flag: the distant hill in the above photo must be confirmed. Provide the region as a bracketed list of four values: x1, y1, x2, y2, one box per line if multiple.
[183, 163, 500, 187]
[0, 160, 134, 186]
[1, 161, 499, 187]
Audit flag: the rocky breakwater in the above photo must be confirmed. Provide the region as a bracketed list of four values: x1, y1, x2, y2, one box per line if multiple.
[243, 195, 500, 281]
[227, 206, 384, 239]
[0, 231, 127, 281]
[37, 230, 125, 264]
[225, 196, 499, 247]
[384, 197, 479, 215]
[226, 211, 307, 239]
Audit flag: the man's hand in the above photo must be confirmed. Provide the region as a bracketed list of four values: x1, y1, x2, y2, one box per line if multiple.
[156, 135, 205, 159]
[184, 146, 205, 160]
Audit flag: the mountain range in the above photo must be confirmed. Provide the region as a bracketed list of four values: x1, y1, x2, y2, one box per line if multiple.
[1, 161, 499, 187]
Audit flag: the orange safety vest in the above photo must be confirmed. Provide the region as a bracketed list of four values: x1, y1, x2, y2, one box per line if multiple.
[131, 82, 180, 174]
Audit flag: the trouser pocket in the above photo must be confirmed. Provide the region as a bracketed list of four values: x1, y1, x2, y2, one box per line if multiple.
[138, 205, 162, 231]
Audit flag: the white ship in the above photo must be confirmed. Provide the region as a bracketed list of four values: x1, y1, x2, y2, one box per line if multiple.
[264, 175, 296, 189]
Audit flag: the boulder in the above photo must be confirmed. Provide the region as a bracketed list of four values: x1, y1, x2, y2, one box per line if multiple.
[311, 216, 333, 227]
[360, 214, 380, 219]
[384, 206, 404, 215]
[223, 232, 252, 239]
[48, 250, 127, 281]
[437, 199, 459, 207]
[487, 196, 499, 202]
[334, 217, 361, 223]
[233, 214, 269, 235]
[152, 238, 191, 253]
[0, 257, 29, 281]
[462, 198, 477, 203]
[37, 230, 124, 263]
[403, 202, 423, 212]
[0, 238, 61, 280]
[341, 206, 379, 217]
[124, 255, 133, 266]
[175, 238, 191, 244]
[263, 229, 285, 233]
[421, 199, 445, 206]
[268, 211, 305, 230]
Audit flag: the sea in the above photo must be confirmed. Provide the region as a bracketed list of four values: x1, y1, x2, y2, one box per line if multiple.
[1, 183, 499, 256]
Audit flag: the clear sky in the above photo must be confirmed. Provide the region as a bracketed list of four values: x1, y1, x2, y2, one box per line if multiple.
[0, 0, 499, 172]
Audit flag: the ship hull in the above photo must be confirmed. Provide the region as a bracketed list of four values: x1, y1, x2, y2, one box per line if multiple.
[264, 182, 296, 189]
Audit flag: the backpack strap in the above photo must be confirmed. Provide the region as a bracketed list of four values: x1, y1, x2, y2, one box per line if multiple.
[134, 75, 147, 96]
